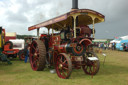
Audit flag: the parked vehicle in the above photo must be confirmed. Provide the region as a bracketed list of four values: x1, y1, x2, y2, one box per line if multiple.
[9, 39, 25, 60]
[0, 27, 19, 64]
[28, 0, 105, 79]
[116, 40, 128, 51]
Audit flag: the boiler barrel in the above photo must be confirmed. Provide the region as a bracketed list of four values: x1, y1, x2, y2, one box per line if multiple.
[55, 43, 72, 53]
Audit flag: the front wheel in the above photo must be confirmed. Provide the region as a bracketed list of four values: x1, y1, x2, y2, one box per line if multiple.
[55, 53, 72, 79]
[82, 52, 100, 75]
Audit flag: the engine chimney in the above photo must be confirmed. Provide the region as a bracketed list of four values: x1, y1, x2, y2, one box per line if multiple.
[71, 0, 79, 27]
[72, 0, 78, 11]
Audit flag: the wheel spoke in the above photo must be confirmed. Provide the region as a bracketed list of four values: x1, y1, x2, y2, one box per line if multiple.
[62, 66, 68, 70]
[58, 67, 62, 72]
[89, 67, 92, 74]
[85, 65, 88, 70]
[35, 47, 39, 53]
[36, 60, 39, 66]
[33, 55, 39, 67]
[60, 55, 63, 62]
[59, 59, 63, 64]
[62, 60, 67, 64]
[33, 60, 37, 67]
[93, 66, 96, 73]
[61, 69, 66, 77]
[93, 63, 97, 67]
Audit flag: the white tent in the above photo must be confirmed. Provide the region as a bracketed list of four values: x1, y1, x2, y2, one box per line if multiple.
[110, 40, 120, 43]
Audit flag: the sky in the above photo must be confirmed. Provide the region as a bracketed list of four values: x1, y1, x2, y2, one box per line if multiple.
[0, 0, 128, 39]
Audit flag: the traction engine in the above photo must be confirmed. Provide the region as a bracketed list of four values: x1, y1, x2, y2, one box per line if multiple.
[28, 0, 105, 79]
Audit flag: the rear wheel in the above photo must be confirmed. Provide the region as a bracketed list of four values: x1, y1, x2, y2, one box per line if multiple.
[82, 52, 100, 75]
[29, 40, 46, 71]
[55, 53, 72, 79]
[19, 50, 25, 60]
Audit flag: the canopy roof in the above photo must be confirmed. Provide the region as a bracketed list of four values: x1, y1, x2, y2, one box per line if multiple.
[28, 9, 105, 31]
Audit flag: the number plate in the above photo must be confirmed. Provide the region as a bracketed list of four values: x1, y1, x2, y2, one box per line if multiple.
[75, 56, 83, 61]
[87, 57, 98, 61]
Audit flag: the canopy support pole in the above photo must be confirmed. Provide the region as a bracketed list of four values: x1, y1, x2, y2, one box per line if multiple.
[37, 28, 40, 38]
[91, 17, 95, 38]
[48, 28, 50, 35]
[72, 13, 80, 38]
[52, 25, 54, 36]
[73, 16, 76, 38]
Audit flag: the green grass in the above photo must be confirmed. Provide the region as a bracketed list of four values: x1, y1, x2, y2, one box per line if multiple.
[0, 50, 128, 85]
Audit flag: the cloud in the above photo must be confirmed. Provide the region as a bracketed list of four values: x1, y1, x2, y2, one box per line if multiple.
[0, 0, 127, 38]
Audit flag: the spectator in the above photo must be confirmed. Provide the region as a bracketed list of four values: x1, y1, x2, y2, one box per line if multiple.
[98, 43, 101, 49]
[101, 43, 103, 49]
[104, 43, 107, 50]
[109, 43, 112, 50]
[24, 40, 29, 63]
[112, 42, 116, 50]
[114, 42, 116, 50]
[122, 43, 126, 50]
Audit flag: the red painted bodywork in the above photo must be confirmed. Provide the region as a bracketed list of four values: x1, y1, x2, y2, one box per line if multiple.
[2, 45, 19, 54]
[5, 37, 16, 42]
[39, 25, 93, 67]
[41, 34, 47, 37]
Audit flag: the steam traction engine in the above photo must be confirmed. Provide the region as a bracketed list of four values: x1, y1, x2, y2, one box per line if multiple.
[28, 0, 105, 79]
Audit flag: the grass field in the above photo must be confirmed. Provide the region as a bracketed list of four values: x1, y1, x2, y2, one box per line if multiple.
[0, 50, 128, 85]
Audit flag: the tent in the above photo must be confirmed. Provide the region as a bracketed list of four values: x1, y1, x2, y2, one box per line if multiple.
[120, 35, 128, 40]
[110, 35, 128, 43]
[110, 40, 120, 43]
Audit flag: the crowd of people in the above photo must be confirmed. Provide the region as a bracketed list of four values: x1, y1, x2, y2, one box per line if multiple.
[94, 42, 116, 50]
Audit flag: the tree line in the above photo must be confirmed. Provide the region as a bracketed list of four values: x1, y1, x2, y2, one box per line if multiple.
[16, 34, 36, 39]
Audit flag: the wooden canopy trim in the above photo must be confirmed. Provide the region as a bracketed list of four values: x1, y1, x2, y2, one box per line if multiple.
[28, 9, 105, 31]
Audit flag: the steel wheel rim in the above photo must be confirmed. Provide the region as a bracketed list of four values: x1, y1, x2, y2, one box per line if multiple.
[30, 41, 40, 71]
[82, 52, 99, 75]
[21, 52, 25, 60]
[83, 60, 98, 74]
[56, 54, 70, 79]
